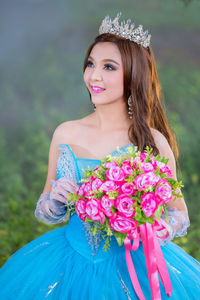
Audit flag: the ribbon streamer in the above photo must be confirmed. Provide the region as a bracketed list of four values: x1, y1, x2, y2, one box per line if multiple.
[124, 223, 172, 300]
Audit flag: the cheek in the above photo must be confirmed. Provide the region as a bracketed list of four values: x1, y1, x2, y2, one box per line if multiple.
[109, 74, 124, 93]
[83, 70, 89, 85]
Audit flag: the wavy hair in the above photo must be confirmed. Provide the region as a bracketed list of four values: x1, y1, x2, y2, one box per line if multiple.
[83, 33, 179, 160]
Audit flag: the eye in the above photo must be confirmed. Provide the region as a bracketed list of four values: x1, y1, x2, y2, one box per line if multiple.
[104, 64, 116, 71]
[86, 60, 116, 71]
[86, 60, 94, 67]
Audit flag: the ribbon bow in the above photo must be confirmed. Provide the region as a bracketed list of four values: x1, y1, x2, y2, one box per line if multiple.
[124, 221, 172, 300]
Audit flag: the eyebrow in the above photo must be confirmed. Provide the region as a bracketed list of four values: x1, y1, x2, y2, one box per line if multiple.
[88, 55, 120, 66]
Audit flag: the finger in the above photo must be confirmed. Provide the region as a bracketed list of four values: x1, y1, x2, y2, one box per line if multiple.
[56, 181, 77, 194]
[50, 193, 66, 202]
[58, 177, 79, 191]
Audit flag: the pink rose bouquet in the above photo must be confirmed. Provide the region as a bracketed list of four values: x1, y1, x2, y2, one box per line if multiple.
[67, 145, 183, 299]
[68, 145, 183, 250]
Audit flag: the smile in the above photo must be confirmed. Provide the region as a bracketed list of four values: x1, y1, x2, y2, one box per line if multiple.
[90, 85, 105, 94]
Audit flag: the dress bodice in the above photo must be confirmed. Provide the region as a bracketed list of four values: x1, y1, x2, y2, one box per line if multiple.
[56, 143, 132, 183]
[56, 143, 133, 261]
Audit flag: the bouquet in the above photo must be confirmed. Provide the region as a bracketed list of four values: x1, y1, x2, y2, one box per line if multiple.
[68, 145, 183, 249]
[67, 145, 183, 299]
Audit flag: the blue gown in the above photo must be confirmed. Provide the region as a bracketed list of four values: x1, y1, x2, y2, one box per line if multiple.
[0, 144, 200, 300]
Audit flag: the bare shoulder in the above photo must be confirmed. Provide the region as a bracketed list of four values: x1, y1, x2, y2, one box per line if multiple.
[151, 128, 177, 178]
[150, 128, 170, 151]
[151, 128, 175, 160]
[52, 119, 83, 144]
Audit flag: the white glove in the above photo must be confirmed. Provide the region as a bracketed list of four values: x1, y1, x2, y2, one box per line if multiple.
[156, 207, 190, 246]
[35, 177, 78, 225]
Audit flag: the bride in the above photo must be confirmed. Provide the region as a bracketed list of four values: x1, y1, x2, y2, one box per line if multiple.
[0, 13, 199, 300]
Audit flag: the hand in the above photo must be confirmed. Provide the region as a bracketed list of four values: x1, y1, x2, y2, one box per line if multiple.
[156, 208, 190, 245]
[50, 177, 79, 203]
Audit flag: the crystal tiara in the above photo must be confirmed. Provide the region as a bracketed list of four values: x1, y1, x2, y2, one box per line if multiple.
[99, 12, 151, 48]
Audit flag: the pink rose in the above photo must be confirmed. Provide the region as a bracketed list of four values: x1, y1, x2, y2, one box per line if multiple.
[105, 166, 126, 182]
[103, 161, 118, 168]
[152, 160, 165, 169]
[141, 192, 158, 217]
[77, 184, 85, 197]
[77, 181, 93, 197]
[115, 194, 135, 218]
[92, 178, 103, 191]
[75, 199, 87, 221]
[109, 213, 137, 233]
[152, 160, 173, 178]
[100, 180, 120, 192]
[140, 153, 148, 162]
[122, 160, 134, 175]
[155, 179, 172, 204]
[141, 162, 155, 173]
[134, 172, 160, 191]
[85, 198, 106, 224]
[120, 182, 136, 196]
[100, 195, 114, 217]
[160, 165, 173, 178]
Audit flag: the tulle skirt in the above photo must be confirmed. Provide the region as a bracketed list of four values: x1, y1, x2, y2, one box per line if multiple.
[0, 214, 200, 300]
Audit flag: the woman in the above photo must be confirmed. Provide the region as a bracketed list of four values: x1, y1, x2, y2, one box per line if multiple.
[0, 13, 199, 300]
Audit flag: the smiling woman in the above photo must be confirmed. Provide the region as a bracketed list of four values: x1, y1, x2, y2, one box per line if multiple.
[84, 42, 124, 109]
[83, 33, 179, 161]
[0, 12, 200, 300]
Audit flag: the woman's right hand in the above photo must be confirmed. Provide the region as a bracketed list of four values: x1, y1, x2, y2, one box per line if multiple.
[35, 177, 79, 224]
[50, 177, 79, 203]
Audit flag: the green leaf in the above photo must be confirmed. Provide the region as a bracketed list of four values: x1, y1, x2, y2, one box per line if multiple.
[154, 167, 161, 176]
[106, 190, 119, 199]
[113, 231, 128, 247]
[155, 206, 163, 219]
[135, 207, 155, 225]
[102, 234, 112, 252]
[111, 205, 117, 214]
[146, 216, 155, 225]
[163, 204, 169, 222]
[85, 217, 94, 223]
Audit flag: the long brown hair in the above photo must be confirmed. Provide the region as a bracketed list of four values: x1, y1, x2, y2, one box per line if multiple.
[83, 33, 179, 160]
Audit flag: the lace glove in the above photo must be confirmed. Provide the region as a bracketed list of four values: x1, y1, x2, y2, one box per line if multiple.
[156, 207, 190, 246]
[34, 177, 78, 225]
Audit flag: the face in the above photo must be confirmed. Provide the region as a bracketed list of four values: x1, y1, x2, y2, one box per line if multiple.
[83, 42, 124, 107]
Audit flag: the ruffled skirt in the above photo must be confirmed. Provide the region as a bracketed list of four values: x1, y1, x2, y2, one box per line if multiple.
[0, 216, 200, 300]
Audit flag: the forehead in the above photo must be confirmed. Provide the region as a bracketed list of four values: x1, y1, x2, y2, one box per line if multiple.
[89, 42, 122, 62]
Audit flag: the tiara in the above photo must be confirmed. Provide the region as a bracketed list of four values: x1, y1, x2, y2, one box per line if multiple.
[99, 12, 151, 48]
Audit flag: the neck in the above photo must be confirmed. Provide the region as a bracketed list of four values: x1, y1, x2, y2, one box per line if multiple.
[92, 100, 132, 131]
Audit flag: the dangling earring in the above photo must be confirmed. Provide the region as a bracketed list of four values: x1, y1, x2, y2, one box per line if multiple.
[128, 95, 133, 119]
[90, 98, 96, 111]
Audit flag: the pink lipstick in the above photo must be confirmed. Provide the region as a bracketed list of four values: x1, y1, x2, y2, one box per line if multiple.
[90, 85, 105, 94]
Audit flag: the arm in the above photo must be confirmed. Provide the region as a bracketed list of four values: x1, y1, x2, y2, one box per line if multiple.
[152, 129, 190, 245]
[34, 122, 78, 224]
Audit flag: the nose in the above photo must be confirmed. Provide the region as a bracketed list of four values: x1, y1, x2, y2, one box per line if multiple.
[90, 66, 103, 81]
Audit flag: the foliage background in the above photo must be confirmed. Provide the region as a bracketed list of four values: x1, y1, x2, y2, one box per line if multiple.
[0, 0, 200, 267]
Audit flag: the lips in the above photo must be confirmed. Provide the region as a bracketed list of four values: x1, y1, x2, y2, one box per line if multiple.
[90, 85, 105, 94]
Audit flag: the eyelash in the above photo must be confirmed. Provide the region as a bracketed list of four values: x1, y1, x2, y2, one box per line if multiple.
[86, 60, 116, 71]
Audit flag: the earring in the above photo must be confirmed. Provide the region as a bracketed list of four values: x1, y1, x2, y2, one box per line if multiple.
[90, 98, 96, 111]
[128, 95, 133, 119]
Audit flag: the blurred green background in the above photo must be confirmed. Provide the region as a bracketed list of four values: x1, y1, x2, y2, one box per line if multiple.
[0, 0, 200, 267]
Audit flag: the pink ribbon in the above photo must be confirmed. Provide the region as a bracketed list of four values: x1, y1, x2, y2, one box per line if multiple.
[124, 222, 172, 300]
